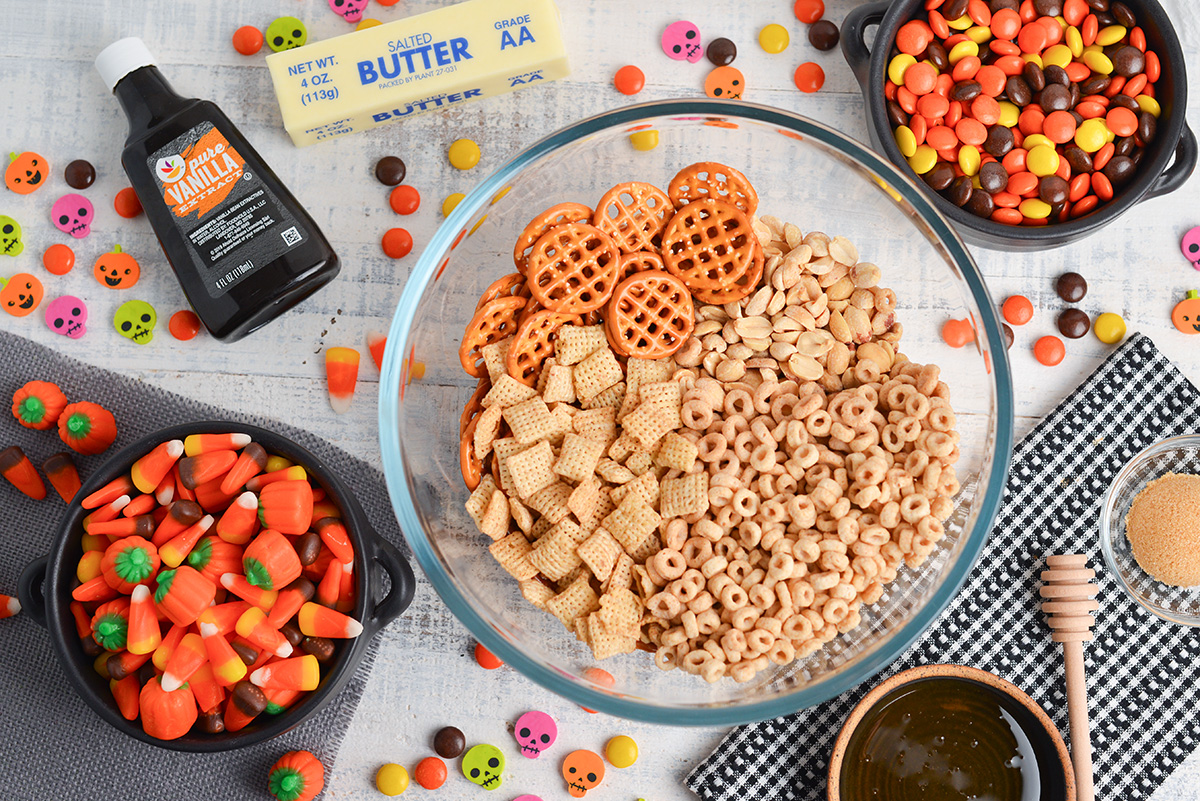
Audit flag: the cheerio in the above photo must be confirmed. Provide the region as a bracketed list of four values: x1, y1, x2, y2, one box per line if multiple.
[265, 0, 570, 147]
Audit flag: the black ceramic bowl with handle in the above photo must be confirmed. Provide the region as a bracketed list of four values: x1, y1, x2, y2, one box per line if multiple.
[842, 0, 1196, 251]
[17, 421, 415, 752]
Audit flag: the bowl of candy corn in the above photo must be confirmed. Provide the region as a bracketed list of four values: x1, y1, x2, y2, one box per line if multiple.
[379, 100, 1014, 725]
[841, 0, 1195, 250]
[17, 422, 414, 751]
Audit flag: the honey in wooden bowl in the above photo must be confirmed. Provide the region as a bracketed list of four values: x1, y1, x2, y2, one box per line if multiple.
[829, 666, 1073, 801]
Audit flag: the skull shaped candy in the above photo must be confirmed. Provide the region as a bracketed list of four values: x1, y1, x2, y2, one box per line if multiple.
[0, 272, 44, 317]
[0, 215, 22, 256]
[461, 744, 504, 791]
[266, 16, 309, 52]
[45, 295, 87, 339]
[328, 0, 369, 23]
[662, 21, 703, 63]
[1182, 226, 1200, 271]
[705, 66, 745, 99]
[513, 711, 557, 759]
[561, 750, 604, 798]
[51, 193, 94, 239]
[114, 299, 157, 344]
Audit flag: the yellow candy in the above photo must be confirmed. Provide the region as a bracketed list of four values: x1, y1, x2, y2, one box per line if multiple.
[1074, 118, 1109, 153]
[1019, 198, 1052, 219]
[966, 25, 992, 44]
[606, 735, 639, 768]
[971, 175, 982, 189]
[948, 40, 978, 65]
[1137, 95, 1161, 117]
[907, 145, 938, 175]
[1042, 44, 1072, 69]
[1027, 145, 1060, 177]
[629, 129, 659, 151]
[376, 763, 409, 796]
[355, 18, 382, 30]
[468, 215, 487, 237]
[894, 125, 918, 158]
[888, 54, 917, 85]
[490, 186, 512, 205]
[758, 23, 789, 54]
[442, 192, 465, 216]
[1093, 312, 1126, 344]
[958, 145, 981, 176]
[947, 14, 973, 30]
[1096, 25, 1127, 46]
[1066, 26, 1083, 57]
[1083, 43, 1102, 54]
[1082, 50, 1113, 75]
[1022, 53, 1043, 68]
[1022, 133, 1053, 151]
[998, 101, 1020, 128]
[448, 138, 481, 170]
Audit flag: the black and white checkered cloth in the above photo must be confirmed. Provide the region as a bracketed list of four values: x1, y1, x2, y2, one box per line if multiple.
[688, 333, 1200, 801]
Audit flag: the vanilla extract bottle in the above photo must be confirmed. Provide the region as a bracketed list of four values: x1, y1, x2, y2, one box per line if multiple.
[96, 38, 339, 341]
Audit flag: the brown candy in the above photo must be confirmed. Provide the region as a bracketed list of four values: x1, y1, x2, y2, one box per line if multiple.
[1057, 308, 1090, 339]
[1002, 323, 1014, 350]
[1111, 45, 1145, 78]
[231, 640, 259, 665]
[1033, 0, 1063, 16]
[301, 636, 336, 661]
[374, 156, 407, 186]
[1103, 156, 1137, 187]
[979, 161, 1009, 194]
[1039, 175, 1069, 206]
[808, 20, 839, 51]
[950, 80, 982, 102]
[1056, 272, 1087, 303]
[965, 189, 995, 219]
[1004, 76, 1031, 107]
[199, 709, 226, 734]
[434, 726, 467, 759]
[983, 125, 1014, 158]
[295, 531, 321, 566]
[281, 622, 305, 647]
[947, 175, 973, 207]
[924, 163, 956, 191]
[64, 159, 95, 190]
[1038, 83, 1070, 113]
[286, 576, 316, 601]
[232, 680, 268, 716]
[706, 37, 736, 66]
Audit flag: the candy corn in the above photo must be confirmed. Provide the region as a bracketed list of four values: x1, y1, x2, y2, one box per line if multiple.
[159, 514, 215, 569]
[111, 675, 141, 721]
[161, 632, 207, 691]
[153, 623, 188, 672]
[73, 576, 120, 603]
[126, 584, 162, 655]
[178, 450, 237, 490]
[42, 452, 81, 502]
[82, 475, 134, 509]
[263, 687, 302, 715]
[220, 442, 268, 495]
[188, 661, 226, 714]
[69, 600, 92, 638]
[184, 432, 252, 457]
[316, 558, 344, 609]
[336, 559, 355, 615]
[236, 606, 294, 658]
[0, 445, 46, 500]
[243, 529, 302, 590]
[204, 600, 252, 636]
[1, 594, 21, 620]
[325, 347, 361, 414]
[298, 602, 363, 639]
[216, 491, 259, 545]
[223, 685, 262, 732]
[154, 470, 176, 505]
[367, 332, 387, 371]
[314, 517, 353, 564]
[173, 464, 195, 502]
[198, 613, 249, 686]
[267, 577, 314, 629]
[154, 566, 216, 627]
[221, 572, 279, 611]
[258, 480, 313, 535]
[153, 499, 204, 546]
[88, 514, 155, 539]
[130, 439, 184, 493]
[122, 493, 158, 518]
[77, 550, 104, 583]
[246, 465, 307, 493]
[250, 654, 320, 691]
[193, 475, 237, 513]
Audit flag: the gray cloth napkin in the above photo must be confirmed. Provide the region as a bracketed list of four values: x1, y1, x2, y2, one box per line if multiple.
[0, 328, 403, 801]
[688, 333, 1200, 801]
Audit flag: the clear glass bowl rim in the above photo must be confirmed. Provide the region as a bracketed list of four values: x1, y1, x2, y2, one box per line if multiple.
[378, 99, 1016, 725]
[1099, 433, 1200, 626]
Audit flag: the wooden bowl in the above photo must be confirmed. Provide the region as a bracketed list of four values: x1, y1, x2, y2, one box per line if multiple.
[827, 664, 1075, 801]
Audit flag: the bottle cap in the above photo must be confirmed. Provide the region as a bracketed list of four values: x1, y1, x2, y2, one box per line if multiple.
[95, 37, 156, 91]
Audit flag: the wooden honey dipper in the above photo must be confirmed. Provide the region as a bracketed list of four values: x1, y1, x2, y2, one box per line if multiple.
[1039, 554, 1100, 801]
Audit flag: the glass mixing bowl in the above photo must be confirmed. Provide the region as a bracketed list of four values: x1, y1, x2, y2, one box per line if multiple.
[379, 100, 1014, 725]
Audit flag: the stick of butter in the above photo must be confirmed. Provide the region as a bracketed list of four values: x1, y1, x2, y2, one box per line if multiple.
[265, 0, 570, 147]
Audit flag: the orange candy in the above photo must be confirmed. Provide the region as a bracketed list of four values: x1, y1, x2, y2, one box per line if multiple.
[970, 96, 1001, 125]
[113, 187, 143, 219]
[1106, 107, 1139, 137]
[42, 243, 75, 276]
[896, 20, 933, 55]
[990, 8, 1021, 39]
[1042, 110, 1077, 144]
[917, 93, 950, 119]
[232, 26, 264, 56]
[793, 62, 825, 93]
[1034, 335, 1065, 366]
[475, 641, 503, 670]
[613, 65, 645, 95]
[903, 62, 938, 96]
[414, 757, 448, 790]
[388, 185, 420, 215]
[927, 125, 958, 151]
[1017, 23, 1046, 53]
[381, 228, 413, 259]
[1002, 295, 1034, 325]
[955, 119, 987, 146]
[941, 318, 975, 348]
[794, 0, 824, 23]
[974, 66, 1006, 98]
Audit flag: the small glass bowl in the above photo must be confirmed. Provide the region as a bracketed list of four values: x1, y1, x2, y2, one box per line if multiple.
[1100, 434, 1200, 626]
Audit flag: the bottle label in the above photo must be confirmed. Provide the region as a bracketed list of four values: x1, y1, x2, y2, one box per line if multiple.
[146, 121, 308, 298]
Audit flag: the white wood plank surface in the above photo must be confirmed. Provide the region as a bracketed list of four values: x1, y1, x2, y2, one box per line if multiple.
[2, 1, 1198, 798]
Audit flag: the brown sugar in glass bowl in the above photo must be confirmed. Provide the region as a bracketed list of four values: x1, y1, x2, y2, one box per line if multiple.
[1125, 473, 1200, 587]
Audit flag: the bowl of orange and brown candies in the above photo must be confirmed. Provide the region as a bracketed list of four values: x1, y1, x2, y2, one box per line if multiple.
[456, 162, 962, 684]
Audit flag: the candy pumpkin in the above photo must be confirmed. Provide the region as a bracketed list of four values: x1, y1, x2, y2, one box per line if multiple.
[0, 273, 44, 317]
[5, 151, 48, 195]
[267, 750, 326, 801]
[1172, 290, 1200, 335]
[139, 677, 198, 740]
[93, 244, 140, 290]
[58, 401, 118, 455]
[12, 380, 68, 430]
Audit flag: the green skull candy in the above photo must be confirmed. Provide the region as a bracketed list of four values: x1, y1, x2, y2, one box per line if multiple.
[114, 299, 157, 345]
[461, 744, 504, 791]
[266, 16, 308, 52]
[0, 215, 22, 257]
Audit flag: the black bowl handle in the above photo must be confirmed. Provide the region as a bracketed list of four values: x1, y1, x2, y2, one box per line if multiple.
[17, 555, 49, 628]
[842, 0, 892, 92]
[1143, 124, 1197, 200]
[364, 531, 415, 636]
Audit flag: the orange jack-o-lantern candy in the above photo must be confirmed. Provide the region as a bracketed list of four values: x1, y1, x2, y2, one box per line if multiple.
[1172, 290, 1200, 335]
[93, 245, 141, 290]
[5, 151, 48, 194]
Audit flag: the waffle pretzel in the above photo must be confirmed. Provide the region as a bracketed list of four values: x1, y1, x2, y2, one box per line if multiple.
[592, 181, 673, 254]
[688, 238, 765, 305]
[668, 161, 759, 215]
[605, 271, 695, 359]
[512, 202, 593, 274]
[660, 200, 761, 291]
[617, 250, 666, 281]
[526, 222, 621, 315]
[459, 377, 491, 436]
[459, 295, 526, 378]
[476, 272, 531, 310]
[460, 416, 483, 490]
[506, 309, 581, 386]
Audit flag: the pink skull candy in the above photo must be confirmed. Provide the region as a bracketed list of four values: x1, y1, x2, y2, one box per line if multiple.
[51, 193, 94, 239]
[662, 21, 703, 63]
[1182, 226, 1200, 271]
[513, 710, 557, 759]
[45, 295, 87, 339]
[328, 0, 368, 22]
